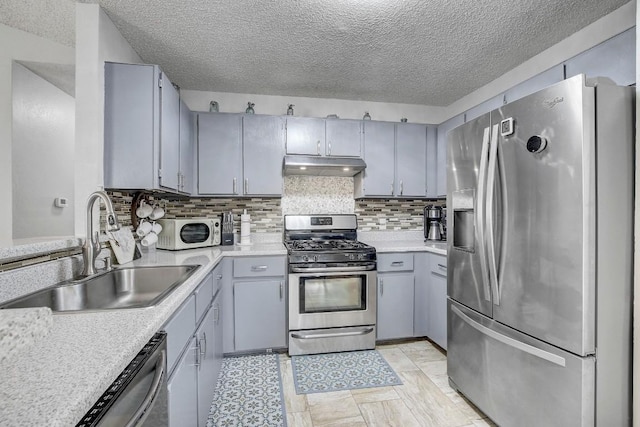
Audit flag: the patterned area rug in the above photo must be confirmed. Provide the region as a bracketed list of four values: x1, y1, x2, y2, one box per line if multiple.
[291, 350, 402, 394]
[207, 354, 287, 427]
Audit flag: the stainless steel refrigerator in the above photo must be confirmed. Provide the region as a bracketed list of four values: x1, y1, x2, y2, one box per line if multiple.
[446, 74, 633, 426]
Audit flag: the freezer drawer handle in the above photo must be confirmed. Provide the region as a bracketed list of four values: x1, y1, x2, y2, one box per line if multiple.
[451, 305, 566, 367]
[291, 328, 374, 340]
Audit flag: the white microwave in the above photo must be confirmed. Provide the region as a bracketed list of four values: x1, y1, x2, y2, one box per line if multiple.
[156, 218, 221, 250]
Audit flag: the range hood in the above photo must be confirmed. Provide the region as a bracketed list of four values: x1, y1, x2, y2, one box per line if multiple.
[283, 155, 366, 177]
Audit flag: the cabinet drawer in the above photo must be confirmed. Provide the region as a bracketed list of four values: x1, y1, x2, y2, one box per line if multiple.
[164, 295, 196, 374]
[430, 254, 447, 277]
[233, 256, 285, 277]
[377, 253, 414, 272]
[194, 273, 214, 323]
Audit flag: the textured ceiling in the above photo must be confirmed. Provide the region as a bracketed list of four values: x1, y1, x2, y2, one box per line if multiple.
[0, 0, 629, 106]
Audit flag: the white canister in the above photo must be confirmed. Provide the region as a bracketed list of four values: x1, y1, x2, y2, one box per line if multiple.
[240, 209, 251, 245]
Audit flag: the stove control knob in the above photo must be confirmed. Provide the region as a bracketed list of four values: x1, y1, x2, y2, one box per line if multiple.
[313, 255, 319, 262]
[349, 254, 355, 260]
[358, 254, 365, 260]
[302, 255, 309, 262]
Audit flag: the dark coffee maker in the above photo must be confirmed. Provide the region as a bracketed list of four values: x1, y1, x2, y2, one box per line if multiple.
[424, 205, 443, 241]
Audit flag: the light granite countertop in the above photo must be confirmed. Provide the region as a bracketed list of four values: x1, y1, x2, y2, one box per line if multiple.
[0, 242, 286, 427]
[358, 230, 448, 256]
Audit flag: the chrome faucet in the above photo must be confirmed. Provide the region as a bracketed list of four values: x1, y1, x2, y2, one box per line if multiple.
[81, 191, 121, 277]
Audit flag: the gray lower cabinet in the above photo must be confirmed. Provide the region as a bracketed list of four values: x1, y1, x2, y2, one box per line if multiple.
[376, 253, 415, 341]
[233, 280, 286, 351]
[104, 62, 189, 194]
[429, 254, 447, 349]
[413, 253, 430, 337]
[165, 268, 223, 427]
[168, 336, 198, 427]
[222, 256, 287, 353]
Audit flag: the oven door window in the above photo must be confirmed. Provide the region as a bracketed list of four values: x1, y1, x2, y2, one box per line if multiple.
[180, 223, 211, 244]
[300, 275, 367, 313]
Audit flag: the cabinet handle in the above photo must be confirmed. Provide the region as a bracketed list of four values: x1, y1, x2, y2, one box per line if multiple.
[400, 180, 404, 195]
[437, 264, 447, 271]
[193, 342, 201, 367]
[391, 183, 394, 195]
[391, 261, 404, 267]
[279, 281, 284, 300]
[216, 274, 223, 280]
[328, 141, 332, 155]
[251, 265, 268, 272]
[244, 178, 249, 194]
[200, 332, 207, 358]
[233, 177, 237, 194]
[379, 278, 384, 296]
[317, 140, 321, 155]
[214, 304, 219, 324]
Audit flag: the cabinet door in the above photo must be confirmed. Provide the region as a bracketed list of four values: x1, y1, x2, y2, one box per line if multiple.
[325, 119, 361, 157]
[425, 126, 438, 198]
[565, 27, 635, 86]
[159, 73, 181, 191]
[197, 113, 242, 195]
[429, 271, 447, 349]
[377, 273, 415, 340]
[361, 121, 395, 196]
[168, 336, 198, 427]
[436, 114, 464, 197]
[413, 253, 430, 337]
[286, 117, 325, 155]
[104, 62, 157, 190]
[396, 123, 426, 197]
[233, 280, 286, 351]
[179, 100, 195, 194]
[212, 297, 223, 391]
[196, 305, 216, 426]
[242, 115, 285, 195]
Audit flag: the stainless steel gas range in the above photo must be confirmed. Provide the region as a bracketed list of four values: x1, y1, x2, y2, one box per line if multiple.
[284, 214, 377, 356]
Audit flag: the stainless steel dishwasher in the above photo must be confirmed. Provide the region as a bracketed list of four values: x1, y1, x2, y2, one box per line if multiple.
[76, 332, 168, 427]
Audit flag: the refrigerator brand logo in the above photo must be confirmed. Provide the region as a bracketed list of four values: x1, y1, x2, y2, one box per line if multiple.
[543, 96, 564, 109]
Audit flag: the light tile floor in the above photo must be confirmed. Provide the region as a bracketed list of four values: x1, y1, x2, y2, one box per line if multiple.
[280, 339, 497, 427]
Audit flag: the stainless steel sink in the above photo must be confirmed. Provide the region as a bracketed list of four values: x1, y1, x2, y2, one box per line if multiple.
[0, 265, 200, 312]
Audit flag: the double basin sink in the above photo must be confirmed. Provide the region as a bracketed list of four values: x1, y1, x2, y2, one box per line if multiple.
[0, 265, 200, 313]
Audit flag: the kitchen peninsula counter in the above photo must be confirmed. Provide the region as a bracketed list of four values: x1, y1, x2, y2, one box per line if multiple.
[0, 241, 285, 426]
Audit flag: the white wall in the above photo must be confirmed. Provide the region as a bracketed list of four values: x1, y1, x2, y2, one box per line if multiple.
[442, 0, 637, 121]
[181, 90, 445, 124]
[0, 24, 74, 245]
[74, 4, 142, 236]
[12, 63, 75, 238]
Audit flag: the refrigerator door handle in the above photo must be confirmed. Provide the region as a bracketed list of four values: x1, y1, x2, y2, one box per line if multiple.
[486, 123, 501, 305]
[476, 126, 492, 302]
[451, 305, 566, 367]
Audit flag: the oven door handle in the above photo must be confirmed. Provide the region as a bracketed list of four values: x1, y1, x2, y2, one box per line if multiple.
[125, 350, 166, 427]
[291, 327, 374, 340]
[290, 265, 375, 273]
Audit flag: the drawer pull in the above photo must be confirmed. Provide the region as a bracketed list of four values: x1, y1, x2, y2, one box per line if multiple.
[437, 263, 447, 270]
[391, 261, 404, 267]
[251, 265, 268, 272]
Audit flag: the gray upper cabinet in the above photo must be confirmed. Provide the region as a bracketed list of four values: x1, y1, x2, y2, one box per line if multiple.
[104, 62, 186, 193]
[465, 94, 504, 123]
[179, 100, 196, 194]
[242, 115, 285, 196]
[565, 27, 635, 86]
[160, 78, 181, 191]
[425, 126, 437, 198]
[325, 119, 362, 157]
[396, 123, 427, 197]
[359, 121, 395, 197]
[197, 113, 242, 195]
[504, 65, 564, 104]
[436, 113, 464, 197]
[286, 116, 325, 155]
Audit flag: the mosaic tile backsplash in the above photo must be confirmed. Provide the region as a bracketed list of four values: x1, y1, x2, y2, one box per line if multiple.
[108, 177, 444, 233]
